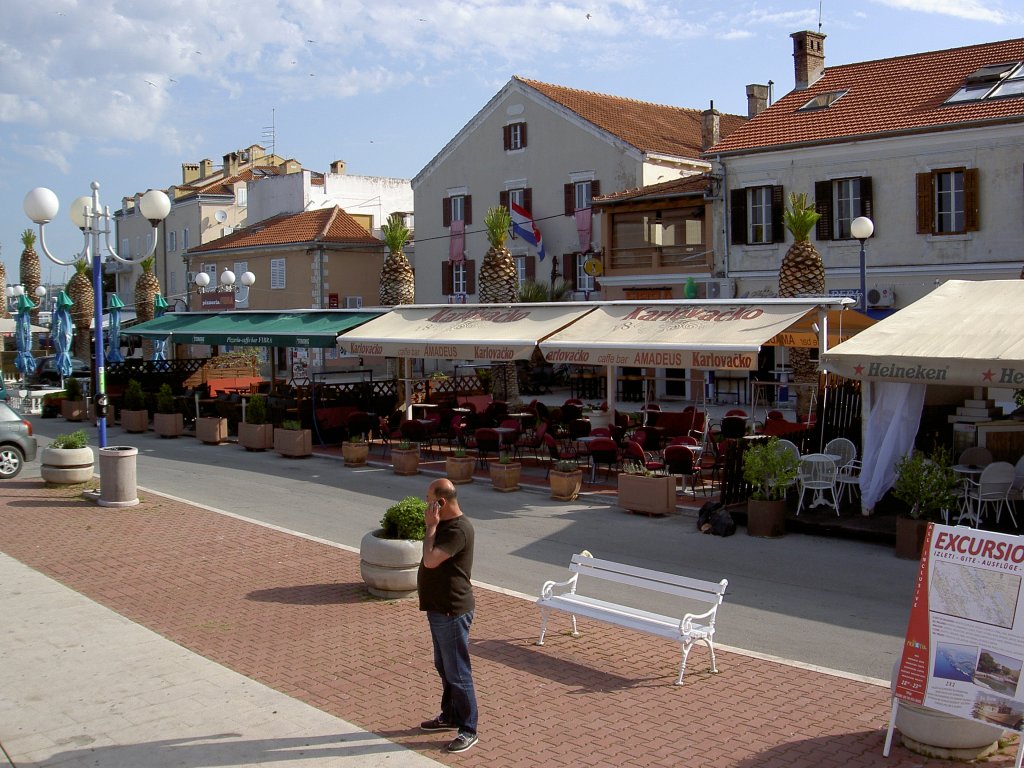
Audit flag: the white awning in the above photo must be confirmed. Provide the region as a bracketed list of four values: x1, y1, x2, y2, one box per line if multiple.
[338, 303, 597, 360]
[821, 280, 1024, 388]
[539, 299, 852, 370]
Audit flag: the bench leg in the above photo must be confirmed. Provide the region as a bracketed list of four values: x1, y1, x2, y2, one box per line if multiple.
[537, 609, 549, 646]
[676, 638, 718, 685]
[570, 613, 579, 637]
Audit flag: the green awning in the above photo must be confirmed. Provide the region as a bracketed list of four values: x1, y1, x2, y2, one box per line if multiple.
[130, 310, 384, 348]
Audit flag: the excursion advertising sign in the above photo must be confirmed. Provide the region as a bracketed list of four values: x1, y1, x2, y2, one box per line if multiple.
[892, 523, 1024, 734]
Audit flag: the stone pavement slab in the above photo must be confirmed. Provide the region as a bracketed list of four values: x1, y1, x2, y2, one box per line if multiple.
[0, 479, 1019, 767]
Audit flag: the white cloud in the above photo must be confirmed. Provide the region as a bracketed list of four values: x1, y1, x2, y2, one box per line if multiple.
[871, 0, 1021, 24]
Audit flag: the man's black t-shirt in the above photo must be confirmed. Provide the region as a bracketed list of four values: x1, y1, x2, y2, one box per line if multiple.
[417, 515, 475, 615]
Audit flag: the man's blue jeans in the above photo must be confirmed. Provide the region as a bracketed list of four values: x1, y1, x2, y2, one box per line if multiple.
[426, 610, 478, 735]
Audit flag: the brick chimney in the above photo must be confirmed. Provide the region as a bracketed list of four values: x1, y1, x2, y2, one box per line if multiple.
[746, 84, 770, 117]
[791, 30, 826, 90]
[330, 160, 346, 175]
[199, 159, 214, 178]
[701, 103, 721, 151]
[181, 162, 199, 184]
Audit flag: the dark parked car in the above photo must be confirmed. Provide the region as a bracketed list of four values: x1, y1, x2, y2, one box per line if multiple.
[0, 402, 37, 478]
[26, 356, 91, 387]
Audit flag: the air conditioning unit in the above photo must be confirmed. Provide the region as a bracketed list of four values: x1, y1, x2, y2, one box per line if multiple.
[707, 279, 735, 299]
[867, 284, 896, 308]
[344, 296, 363, 309]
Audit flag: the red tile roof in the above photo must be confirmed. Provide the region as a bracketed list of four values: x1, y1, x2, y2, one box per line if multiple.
[710, 37, 1024, 155]
[517, 77, 747, 158]
[189, 206, 381, 253]
[593, 173, 711, 205]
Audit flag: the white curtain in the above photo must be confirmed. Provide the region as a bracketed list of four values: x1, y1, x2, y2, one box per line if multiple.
[860, 381, 927, 514]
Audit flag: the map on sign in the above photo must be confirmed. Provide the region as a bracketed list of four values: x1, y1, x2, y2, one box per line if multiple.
[931, 561, 1020, 629]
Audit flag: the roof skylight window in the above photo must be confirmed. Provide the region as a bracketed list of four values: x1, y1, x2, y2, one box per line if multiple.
[797, 90, 848, 112]
[944, 61, 1024, 104]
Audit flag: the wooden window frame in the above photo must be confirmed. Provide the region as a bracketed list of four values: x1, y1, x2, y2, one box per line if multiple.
[916, 168, 978, 235]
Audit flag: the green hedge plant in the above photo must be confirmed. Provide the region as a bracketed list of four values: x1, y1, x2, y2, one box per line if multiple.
[246, 394, 268, 425]
[50, 429, 88, 450]
[123, 379, 146, 411]
[380, 496, 427, 540]
[155, 383, 176, 415]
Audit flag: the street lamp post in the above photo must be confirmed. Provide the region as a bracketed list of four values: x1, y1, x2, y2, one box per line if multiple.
[193, 268, 255, 307]
[5, 284, 47, 313]
[23, 182, 170, 447]
[850, 216, 874, 313]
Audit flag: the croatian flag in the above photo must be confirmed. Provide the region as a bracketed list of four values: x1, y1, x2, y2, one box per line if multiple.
[510, 202, 546, 261]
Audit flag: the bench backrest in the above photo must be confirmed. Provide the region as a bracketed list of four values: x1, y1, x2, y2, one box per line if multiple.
[570, 554, 727, 606]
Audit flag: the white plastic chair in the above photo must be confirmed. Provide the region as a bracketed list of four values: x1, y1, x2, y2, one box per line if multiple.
[957, 446, 993, 468]
[825, 437, 859, 506]
[959, 461, 1015, 528]
[774, 439, 800, 492]
[796, 453, 839, 516]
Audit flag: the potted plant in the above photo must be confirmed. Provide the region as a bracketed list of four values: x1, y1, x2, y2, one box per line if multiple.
[40, 428, 94, 485]
[238, 394, 274, 451]
[892, 447, 958, 559]
[119, 379, 149, 433]
[41, 391, 64, 419]
[153, 383, 183, 438]
[391, 439, 420, 475]
[445, 446, 476, 484]
[196, 412, 229, 445]
[489, 451, 521, 492]
[274, 418, 312, 458]
[549, 459, 584, 501]
[743, 437, 799, 537]
[341, 422, 370, 467]
[61, 376, 86, 421]
[359, 495, 426, 599]
[617, 467, 676, 515]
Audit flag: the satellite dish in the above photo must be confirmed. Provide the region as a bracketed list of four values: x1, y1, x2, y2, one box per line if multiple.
[214, 210, 227, 223]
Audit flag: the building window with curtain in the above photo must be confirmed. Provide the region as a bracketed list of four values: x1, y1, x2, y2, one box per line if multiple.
[563, 179, 601, 215]
[503, 122, 527, 151]
[748, 187, 772, 244]
[916, 167, 978, 235]
[730, 185, 784, 246]
[815, 177, 874, 240]
[576, 253, 595, 292]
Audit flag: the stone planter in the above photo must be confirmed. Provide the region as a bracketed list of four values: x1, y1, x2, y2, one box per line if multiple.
[445, 455, 476, 484]
[895, 516, 929, 559]
[359, 529, 422, 599]
[153, 412, 183, 439]
[40, 446, 95, 485]
[549, 468, 583, 500]
[120, 409, 149, 434]
[617, 472, 676, 515]
[747, 498, 787, 538]
[342, 441, 370, 467]
[489, 462, 521, 492]
[196, 416, 228, 445]
[274, 427, 312, 458]
[238, 422, 274, 451]
[61, 399, 87, 422]
[391, 447, 420, 475]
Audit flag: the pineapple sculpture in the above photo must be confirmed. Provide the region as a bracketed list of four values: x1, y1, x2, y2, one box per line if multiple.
[19, 229, 41, 327]
[778, 192, 823, 418]
[478, 206, 520, 402]
[67, 259, 95, 361]
[134, 256, 161, 359]
[378, 213, 414, 306]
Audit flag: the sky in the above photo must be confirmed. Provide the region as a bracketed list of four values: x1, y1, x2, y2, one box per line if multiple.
[1, 0, 1023, 288]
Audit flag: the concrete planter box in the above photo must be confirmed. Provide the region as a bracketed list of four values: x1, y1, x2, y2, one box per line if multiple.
[489, 462, 521, 492]
[747, 498, 787, 538]
[445, 455, 476, 484]
[61, 400, 87, 422]
[391, 447, 420, 475]
[238, 422, 274, 451]
[342, 441, 370, 467]
[40, 446, 95, 485]
[120, 409, 149, 434]
[895, 516, 929, 560]
[549, 468, 583, 501]
[153, 412, 183, 438]
[359, 529, 422, 599]
[274, 427, 312, 458]
[196, 417, 228, 445]
[617, 473, 676, 515]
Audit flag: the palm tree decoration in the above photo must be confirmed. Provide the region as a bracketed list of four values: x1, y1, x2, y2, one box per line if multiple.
[134, 256, 161, 359]
[378, 213, 415, 306]
[519, 278, 572, 303]
[479, 206, 520, 401]
[778, 192, 823, 417]
[66, 259, 94, 361]
[19, 229, 41, 326]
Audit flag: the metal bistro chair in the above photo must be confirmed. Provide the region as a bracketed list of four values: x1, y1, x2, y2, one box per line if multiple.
[796, 453, 839, 516]
[623, 440, 665, 475]
[585, 437, 620, 483]
[960, 462, 1016, 528]
[825, 437, 860, 507]
[664, 444, 705, 497]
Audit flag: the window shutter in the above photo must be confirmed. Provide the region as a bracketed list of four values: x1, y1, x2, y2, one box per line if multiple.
[525, 256, 536, 281]
[590, 179, 601, 199]
[442, 263, 453, 295]
[464, 195, 473, 226]
[916, 173, 933, 234]
[466, 259, 476, 295]
[563, 254, 577, 289]
[770, 185, 785, 243]
[564, 183, 574, 216]
[520, 122, 527, 148]
[729, 188, 747, 245]
[499, 190, 509, 210]
[443, 197, 452, 228]
[524, 187, 532, 212]
[964, 168, 980, 232]
[860, 176, 874, 224]
[503, 125, 511, 151]
[814, 180, 833, 241]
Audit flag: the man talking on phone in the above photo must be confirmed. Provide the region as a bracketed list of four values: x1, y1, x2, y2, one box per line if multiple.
[418, 478, 478, 753]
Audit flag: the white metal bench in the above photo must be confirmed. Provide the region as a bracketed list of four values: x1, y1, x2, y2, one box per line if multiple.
[536, 551, 728, 685]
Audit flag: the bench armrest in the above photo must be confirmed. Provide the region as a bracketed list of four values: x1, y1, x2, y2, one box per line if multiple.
[540, 573, 579, 600]
[679, 605, 718, 635]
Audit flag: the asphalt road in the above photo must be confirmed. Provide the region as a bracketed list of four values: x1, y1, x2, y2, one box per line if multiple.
[28, 419, 918, 682]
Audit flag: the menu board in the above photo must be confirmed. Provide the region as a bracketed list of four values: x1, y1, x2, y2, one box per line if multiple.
[894, 523, 1024, 732]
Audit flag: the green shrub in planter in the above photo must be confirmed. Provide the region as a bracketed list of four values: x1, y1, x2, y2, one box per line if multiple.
[743, 437, 799, 501]
[281, 419, 302, 431]
[50, 429, 88, 449]
[123, 379, 146, 411]
[380, 496, 427, 541]
[64, 376, 83, 401]
[893, 447, 958, 520]
[155, 383, 176, 414]
[246, 393, 267, 424]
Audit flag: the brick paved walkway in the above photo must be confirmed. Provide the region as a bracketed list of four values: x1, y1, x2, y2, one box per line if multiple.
[0, 479, 1018, 767]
